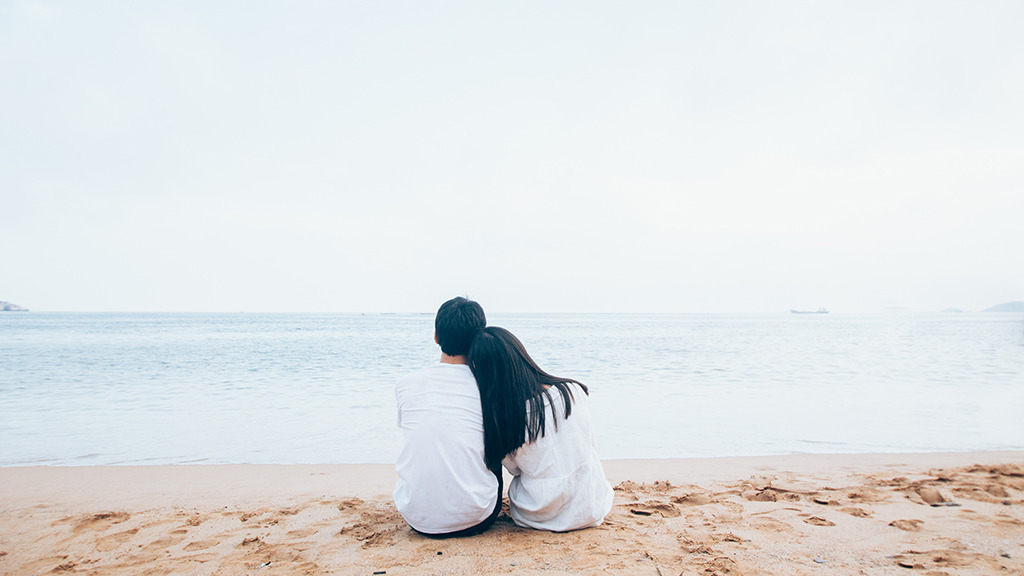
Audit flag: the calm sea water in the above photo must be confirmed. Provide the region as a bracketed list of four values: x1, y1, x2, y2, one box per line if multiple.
[1, 312, 1022, 466]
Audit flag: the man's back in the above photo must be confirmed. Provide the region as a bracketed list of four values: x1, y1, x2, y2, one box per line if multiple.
[394, 362, 499, 534]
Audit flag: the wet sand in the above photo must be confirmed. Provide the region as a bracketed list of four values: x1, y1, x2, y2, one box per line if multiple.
[1, 452, 1022, 575]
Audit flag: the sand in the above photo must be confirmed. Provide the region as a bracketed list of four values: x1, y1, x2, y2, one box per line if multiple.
[2, 451, 1022, 576]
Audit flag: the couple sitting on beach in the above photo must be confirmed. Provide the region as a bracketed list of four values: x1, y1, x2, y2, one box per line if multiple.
[394, 297, 614, 536]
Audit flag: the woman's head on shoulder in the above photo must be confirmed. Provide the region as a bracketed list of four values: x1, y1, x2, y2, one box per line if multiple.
[469, 325, 521, 364]
[468, 326, 587, 395]
[467, 326, 540, 392]
[468, 325, 589, 471]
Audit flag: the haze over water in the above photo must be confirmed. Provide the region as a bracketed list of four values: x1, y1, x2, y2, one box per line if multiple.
[3, 3, 1022, 316]
[2, 312, 1022, 466]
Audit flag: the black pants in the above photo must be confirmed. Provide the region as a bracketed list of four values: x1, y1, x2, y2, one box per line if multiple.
[416, 470, 503, 539]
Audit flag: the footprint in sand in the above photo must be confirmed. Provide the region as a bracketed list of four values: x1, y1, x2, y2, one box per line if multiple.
[184, 540, 220, 551]
[338, 521, 397, 547]
[917, 486, 949, 505]
[839, 506, 872, 518]
[613, 481, 642, 493]
[698, 556, 740, 574]
[22, 555, 72, 574]
[844, 486, 888, 504]
[803, 516, 836, 527]
[893, 548, 994, 572]
[286, 527, 321, 538]
[988, 463, 1024, 477]
[889, 519, 924, 532]
[986, 484, 1010, 498]
[995, 514, 1024, 527]
[96, 528, 139, 551]
[337, 498, 366, 511]
[66, 511, 131, 534]
[678, 538, 717, 555]
[744, 489, 781, 502]
[337, 503, 407, 549]
[628, 501, 681, 518]
[749, 517, 795, 534]
[142, 531, 188, 552]
[239, 510, 268, 523]
[671, 493, 712, 506]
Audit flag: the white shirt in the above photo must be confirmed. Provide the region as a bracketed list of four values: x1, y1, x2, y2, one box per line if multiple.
[503, 384, 614, 532]
[394, 362, 499, 534]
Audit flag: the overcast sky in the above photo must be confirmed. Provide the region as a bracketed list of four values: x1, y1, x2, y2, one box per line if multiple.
[2, 1, 1022, 313]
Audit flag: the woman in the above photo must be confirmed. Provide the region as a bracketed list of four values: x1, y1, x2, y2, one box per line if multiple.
[468, 326, 613, 532]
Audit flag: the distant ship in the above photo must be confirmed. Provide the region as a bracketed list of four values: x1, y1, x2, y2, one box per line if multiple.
[791, 307, 828, 314]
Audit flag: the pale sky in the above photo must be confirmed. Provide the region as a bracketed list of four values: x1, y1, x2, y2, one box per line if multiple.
[2, 1, 1022, 313]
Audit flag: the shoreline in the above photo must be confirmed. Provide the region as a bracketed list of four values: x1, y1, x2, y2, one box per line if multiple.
[4, 451, 1024, 506]
[2, 451, 1022, 575]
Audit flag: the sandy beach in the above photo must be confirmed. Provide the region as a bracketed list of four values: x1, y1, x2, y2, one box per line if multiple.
[2, 452, 1022, 576]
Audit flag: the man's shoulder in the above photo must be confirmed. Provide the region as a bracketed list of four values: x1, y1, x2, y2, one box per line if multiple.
[398, 362, 443, 383]
[398, 362, 474, 387]
[396, 364, 479, 406]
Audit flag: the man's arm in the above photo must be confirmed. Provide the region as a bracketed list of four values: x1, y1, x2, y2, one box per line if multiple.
[395, 385, 403, 428]
[502, 454, 521, 476]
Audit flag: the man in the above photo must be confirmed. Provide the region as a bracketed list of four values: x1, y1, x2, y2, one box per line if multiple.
[393, 296, 501, 537]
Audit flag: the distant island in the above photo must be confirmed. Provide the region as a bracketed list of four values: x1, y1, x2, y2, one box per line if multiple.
[1, 300, 29, 311]
[791, 307, 828, 314]
[984, 301, 1024, 312]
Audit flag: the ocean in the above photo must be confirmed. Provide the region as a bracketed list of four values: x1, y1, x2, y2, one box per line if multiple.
[1, 312, 1022, 466]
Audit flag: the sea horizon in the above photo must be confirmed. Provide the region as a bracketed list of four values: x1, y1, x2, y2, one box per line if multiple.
[2, 311, 1022, 467]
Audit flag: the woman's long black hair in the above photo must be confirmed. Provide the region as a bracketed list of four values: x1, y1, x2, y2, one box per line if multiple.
[467, 326, 589, 473]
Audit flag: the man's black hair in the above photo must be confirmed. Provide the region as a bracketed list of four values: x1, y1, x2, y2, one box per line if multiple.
[435, 296, 486, 357]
